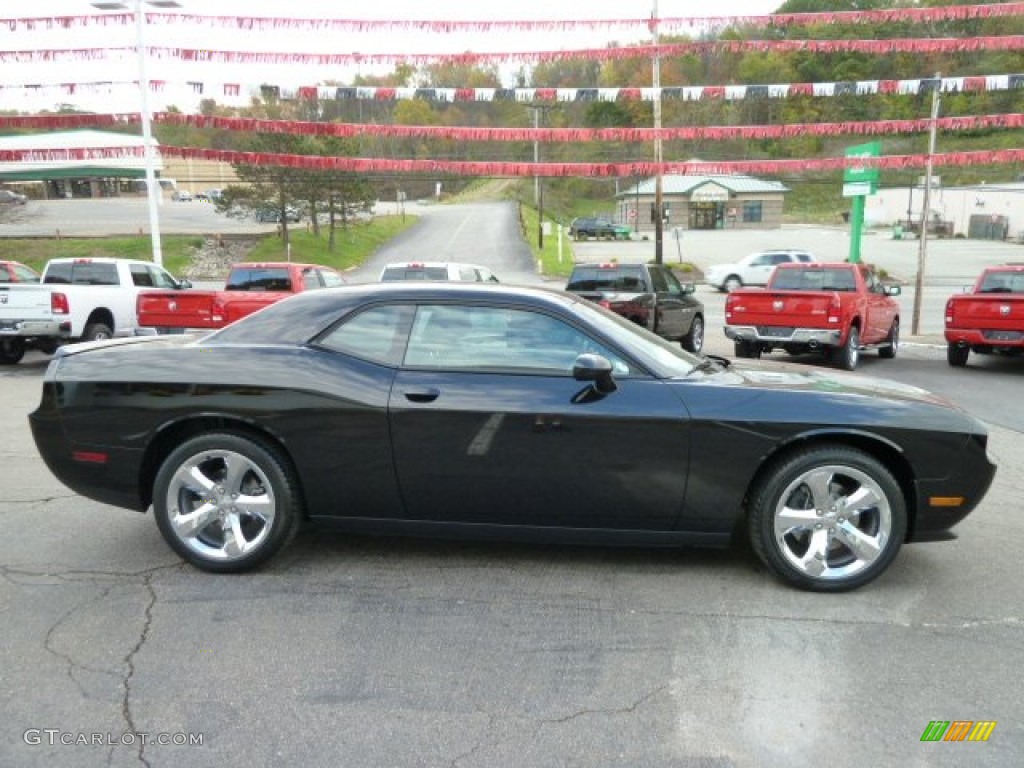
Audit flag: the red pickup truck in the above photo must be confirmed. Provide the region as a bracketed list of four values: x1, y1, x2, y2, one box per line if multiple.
[724, 262, 901, 370]
[137, 261, 345, 331]
[944, 264, 1024, 367]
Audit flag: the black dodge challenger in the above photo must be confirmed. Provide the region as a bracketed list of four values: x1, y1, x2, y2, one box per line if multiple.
[30, 282, 996, 591]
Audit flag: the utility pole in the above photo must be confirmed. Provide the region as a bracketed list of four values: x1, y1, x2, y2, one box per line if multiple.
[652, 0, 664, 264]
[528, 103, 557, 250]
[912, 74, 941, 336]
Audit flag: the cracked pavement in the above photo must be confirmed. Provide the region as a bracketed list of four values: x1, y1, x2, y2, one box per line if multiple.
[3, 327, 1024, 767]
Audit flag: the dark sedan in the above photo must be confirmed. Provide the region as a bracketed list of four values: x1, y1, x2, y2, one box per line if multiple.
[29, 283, 996, 591]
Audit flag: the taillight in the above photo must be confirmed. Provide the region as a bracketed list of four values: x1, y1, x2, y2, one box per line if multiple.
[212, 296, 226, 323]
[944, 298, 954, 326]
[598, 299, 611, 309]
[50, 292, 69, 315]
[827, 294, 841, 323]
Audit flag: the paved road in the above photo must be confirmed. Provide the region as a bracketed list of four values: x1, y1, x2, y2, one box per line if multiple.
[2, 202, 1022, 768]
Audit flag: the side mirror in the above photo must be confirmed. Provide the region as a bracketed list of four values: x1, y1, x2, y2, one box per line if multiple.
[177, 279, 193, 290]
[572, 353, 617, 396]
[885, 284, 901, 296]
[680, 282, 696, 295]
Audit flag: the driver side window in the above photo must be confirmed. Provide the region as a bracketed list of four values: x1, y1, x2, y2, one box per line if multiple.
[403, 305, 631, 374]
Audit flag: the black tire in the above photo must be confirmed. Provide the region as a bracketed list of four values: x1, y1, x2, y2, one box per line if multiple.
[832, 326, 860, 370]
[0, 338, 26, 365]
[81, 323, 113, 342]
[947, 343, 969, 367]
[723, 275, 743, 293]
[152, 432, 302, 573]
[734, 340, 759, 359]
[681, 315, 705, 354]
[879, 319, 899, 359]
[748, 445, 907, 592]
[32, 338, 59, 355]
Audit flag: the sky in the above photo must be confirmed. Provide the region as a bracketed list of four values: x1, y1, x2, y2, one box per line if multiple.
[1, 0, 784, 112]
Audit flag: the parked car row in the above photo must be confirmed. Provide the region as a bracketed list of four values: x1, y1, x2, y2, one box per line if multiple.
[1, 257, 192, 364]
[4, 252, 1022, 374]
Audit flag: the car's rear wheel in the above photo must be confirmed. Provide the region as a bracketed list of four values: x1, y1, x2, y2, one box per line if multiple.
[81, 323, 112, 342]
[723, 275, 743, 293]
[152, 433, 301, 572]
[947, 343, 969, 367]
[0, 338, 25, 365]
[681, 315, 705, 354]
[832, 326, 860, 370]
[734, 340, 760, 359]
[748, 445, 907, 592]
[879, 319, 899, 359]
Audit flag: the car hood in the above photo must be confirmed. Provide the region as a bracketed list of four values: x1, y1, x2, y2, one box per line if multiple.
[669, 358, 988, 439]
[716, 359, 953, 407]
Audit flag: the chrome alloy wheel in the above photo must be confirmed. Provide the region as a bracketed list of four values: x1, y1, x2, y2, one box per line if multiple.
[164, 449, 277, 562]
[772, 463, 892, 582]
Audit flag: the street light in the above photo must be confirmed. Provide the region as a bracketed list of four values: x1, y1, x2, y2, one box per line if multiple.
[652, 0, 664, 264]
[91, 0, 181, 266]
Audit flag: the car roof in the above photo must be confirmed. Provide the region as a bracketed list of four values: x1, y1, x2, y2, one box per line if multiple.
[381, 261, 490, 269]
[207, 282, 583, 346]
[45, 257, 153, 265]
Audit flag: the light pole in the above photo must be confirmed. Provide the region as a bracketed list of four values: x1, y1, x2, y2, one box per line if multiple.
[652, 0, 664, 264]
[527, 103, 557, 249]
[91, 1, 181, 267]
[912, 73, 941, 336]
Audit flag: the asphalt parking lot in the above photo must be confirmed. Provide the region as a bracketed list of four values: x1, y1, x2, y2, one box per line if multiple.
[2, 201, 1023, 767]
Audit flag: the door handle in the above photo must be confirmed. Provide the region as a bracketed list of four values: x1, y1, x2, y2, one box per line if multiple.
[404, 388, 440, 403]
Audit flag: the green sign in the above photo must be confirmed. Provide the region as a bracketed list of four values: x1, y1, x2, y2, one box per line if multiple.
[843, 141, 881, 188]
[843, 141, 881, 264]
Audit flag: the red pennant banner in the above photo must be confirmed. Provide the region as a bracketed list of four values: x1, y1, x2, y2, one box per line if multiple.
[3, 112, 1021, 143]
[4, 37, 1023, 67]
[4, 145, 1021, 178]
[4, 4, 1022, 33]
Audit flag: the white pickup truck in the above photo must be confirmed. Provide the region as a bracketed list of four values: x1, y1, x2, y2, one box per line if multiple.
[0, 257, 190, 364]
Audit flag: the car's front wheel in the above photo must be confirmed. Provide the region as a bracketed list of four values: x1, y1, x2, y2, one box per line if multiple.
[879, 319, 899, 359]
[748, 445, 907, 592]
[152, 433, 301, 572]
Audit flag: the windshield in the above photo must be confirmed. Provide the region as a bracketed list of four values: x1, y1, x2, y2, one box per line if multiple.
[771, 267, 857, 292]
[226, 268, 292, 291]
[978, 271, 1024, 293]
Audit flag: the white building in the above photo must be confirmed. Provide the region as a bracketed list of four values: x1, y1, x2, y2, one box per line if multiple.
[0, 129, 161, 199]
[865, 181, 1024, 241]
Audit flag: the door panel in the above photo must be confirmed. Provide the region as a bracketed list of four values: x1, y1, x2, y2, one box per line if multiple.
[387, 303, 690, 530]
[389, 370, 689, 530]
